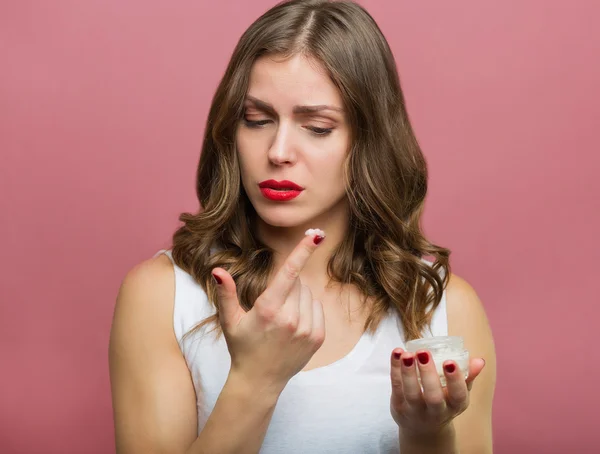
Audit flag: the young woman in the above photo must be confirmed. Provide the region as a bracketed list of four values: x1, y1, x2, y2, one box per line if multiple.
[109, 1, 496, 453]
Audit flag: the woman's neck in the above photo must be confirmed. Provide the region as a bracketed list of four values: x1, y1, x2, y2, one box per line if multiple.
[256, 203, 349, 292]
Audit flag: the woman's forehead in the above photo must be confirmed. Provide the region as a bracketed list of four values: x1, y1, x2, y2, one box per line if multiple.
[246, 54, 343, 110]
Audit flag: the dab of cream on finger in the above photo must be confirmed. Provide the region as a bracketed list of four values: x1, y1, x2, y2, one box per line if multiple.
[305, 228, 325, 238]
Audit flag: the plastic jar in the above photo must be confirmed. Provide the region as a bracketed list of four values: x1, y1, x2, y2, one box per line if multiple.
[405, 336, 470, 386]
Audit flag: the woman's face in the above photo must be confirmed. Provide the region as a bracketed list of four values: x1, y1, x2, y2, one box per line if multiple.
[236, 53, 351, 231]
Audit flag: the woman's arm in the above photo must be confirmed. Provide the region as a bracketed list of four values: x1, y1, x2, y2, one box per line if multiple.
[396, 272, 496, 454]
[109, 255, 281, 454]
[446, 273, 497, 453]
[399, 424, 458, 453]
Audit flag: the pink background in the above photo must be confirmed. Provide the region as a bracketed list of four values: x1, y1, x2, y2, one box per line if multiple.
[1, 0, 598, 453]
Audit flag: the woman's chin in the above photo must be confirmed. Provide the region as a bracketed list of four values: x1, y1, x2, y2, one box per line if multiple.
[254, 209, 313, 229]
[258, 216, 305, 229]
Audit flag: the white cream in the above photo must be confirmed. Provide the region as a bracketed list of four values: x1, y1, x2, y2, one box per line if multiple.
[405, 336, 470, 386]
[304, 228, 325, 238]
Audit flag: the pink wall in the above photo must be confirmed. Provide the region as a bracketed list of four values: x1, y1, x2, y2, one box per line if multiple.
[1, 1, 597, 452]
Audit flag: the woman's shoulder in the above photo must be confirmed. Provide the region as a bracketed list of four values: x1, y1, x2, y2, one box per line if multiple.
[445, 272, 495, 369]
[445, 273, 490, 335]
[120, 253, 176, 299]
[118, 250, 212, 313]
[127, 252, 175, 279]
[445, 272, 497, 437]
[445, 273, 485, 320]
[114, 253, 177, 332]
[113, 250, 216, 350]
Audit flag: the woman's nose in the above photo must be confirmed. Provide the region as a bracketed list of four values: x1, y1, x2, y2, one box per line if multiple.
[267, 123, 297, 165]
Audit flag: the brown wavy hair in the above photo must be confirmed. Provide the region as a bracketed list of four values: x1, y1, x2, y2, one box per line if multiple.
[171, 0, 451, 341]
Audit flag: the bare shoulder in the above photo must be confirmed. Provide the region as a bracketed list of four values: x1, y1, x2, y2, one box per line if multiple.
[111, 254, 177, 345]
[110, 252, 178, 367]
[110, 253, 198, 453]
[445, 273, 496, 453]
[445, 273, 480, 308]
[445, 273, 491, 339]
[118, 253, 175, 310]
[445, 272, 495, 362]
[110, 252, 180, 372]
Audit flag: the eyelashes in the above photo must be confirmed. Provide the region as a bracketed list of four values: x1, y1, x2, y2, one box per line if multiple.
[243, 119, 270, 127]
[307, 126, 333, 136]
[242, 118, 333, 137]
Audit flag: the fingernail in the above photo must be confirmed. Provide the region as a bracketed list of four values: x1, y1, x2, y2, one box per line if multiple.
[212, 273, 222, 285]
[393, 352, 401, 360]
[314, 235, 324, 245]
[444, 363, 456, 374]
[417, 352, 429, 365]
[402, 357, 414, 367]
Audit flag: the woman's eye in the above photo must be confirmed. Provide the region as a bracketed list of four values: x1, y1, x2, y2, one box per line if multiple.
[308, 126, 333, 136]
[243, 117, 333, 136]
[244, 118, 271, 127]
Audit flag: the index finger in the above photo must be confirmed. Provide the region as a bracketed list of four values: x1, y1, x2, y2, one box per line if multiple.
[262, 229, 325, 304]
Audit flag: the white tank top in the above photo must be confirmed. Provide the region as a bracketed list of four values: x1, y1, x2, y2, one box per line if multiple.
[156, 249, 448, 453]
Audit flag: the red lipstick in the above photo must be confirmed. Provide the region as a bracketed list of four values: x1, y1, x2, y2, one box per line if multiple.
[258, 179, 304, 201]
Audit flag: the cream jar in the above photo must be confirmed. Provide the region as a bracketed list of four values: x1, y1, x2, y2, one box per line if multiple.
[405, 336, 470, 386]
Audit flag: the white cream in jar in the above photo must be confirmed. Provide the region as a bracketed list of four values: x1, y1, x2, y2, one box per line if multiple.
[405, 336, 470, 386]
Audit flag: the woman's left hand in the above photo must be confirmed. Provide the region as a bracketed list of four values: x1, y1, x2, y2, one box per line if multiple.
[389, 348, 486, 436]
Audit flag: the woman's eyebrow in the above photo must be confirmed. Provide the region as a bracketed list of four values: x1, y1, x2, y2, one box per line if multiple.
[245, 95, 343, 114]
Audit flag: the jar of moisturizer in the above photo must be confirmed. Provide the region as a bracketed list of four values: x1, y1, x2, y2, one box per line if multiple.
[405, 336, 470, 386]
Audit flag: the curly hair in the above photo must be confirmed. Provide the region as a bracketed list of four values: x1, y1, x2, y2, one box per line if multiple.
[171, 0, 451, 341]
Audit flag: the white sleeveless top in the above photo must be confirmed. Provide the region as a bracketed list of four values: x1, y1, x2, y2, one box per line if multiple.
[156, 249, 448, 453]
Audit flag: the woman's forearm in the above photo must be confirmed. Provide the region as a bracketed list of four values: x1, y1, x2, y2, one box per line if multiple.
[399, 424, 458, 454]
[186, 371, 283, 454]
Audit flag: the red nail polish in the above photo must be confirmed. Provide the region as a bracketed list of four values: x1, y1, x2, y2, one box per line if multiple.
[417, 352, 429, 365]
[212, 274, 222, 285]
[314, 235, 324, 245]
[402, 357, 414, 367]
[444, 363, 456, 374]
[393, 352, 401, 360]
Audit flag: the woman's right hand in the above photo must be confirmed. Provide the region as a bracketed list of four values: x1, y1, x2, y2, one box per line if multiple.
[211, 232, 326, 393]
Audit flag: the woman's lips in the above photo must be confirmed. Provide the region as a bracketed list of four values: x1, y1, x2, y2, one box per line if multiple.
[258, 180, 304, 201]
[258, 179, 304, 190]
[259, 188, 303, 201]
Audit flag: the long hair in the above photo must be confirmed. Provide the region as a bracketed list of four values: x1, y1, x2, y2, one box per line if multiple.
[171, 0, 451, 341]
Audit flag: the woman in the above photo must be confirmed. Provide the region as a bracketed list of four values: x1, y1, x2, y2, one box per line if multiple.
[109, 1, 496, 453]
